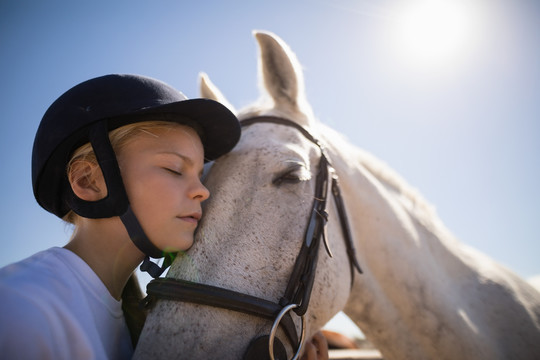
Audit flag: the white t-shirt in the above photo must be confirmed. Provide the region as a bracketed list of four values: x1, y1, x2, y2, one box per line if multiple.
[0, 247, 133, 360]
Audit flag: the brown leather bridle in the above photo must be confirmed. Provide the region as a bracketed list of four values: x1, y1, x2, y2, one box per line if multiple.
[143, 116, 362, 360]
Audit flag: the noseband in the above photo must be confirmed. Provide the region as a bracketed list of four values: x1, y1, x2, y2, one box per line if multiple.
[143, 116, 362, 360]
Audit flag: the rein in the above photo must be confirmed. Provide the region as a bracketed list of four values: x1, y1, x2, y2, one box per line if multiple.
[143, 116, 362, 360]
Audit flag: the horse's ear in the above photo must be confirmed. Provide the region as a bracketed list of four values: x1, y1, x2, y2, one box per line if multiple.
[199, 72, 237, 114]
[254, 31, 312, 124]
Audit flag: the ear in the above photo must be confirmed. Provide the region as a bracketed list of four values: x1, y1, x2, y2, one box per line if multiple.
[254, 30, 312, 124]
[68, 160, 107, 201]
[199, 72, 237, 114]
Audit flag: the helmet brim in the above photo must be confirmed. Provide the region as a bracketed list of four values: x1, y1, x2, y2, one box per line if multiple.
[128, 97, 240, 162]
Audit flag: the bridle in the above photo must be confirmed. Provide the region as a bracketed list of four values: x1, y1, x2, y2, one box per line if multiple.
[143, 116, 362, 360]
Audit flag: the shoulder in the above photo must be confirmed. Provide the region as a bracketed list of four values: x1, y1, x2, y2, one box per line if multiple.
[0, 248, 95, 334]
[1, 247, 91, 288]
[0, 248, 109, 358]
[0, 247, 77, 325]
[1, 248, 69, 294]
[0, 281, 63, 357]
[0, 247, 116, 319]
[0, 286, 101, 358]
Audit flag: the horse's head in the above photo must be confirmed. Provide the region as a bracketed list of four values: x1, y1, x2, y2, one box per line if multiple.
[135, 30, 540, 360]
[135, 31, 358, 359]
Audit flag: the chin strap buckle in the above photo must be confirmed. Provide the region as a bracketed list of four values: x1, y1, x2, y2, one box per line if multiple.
[139, 252, 177, 278]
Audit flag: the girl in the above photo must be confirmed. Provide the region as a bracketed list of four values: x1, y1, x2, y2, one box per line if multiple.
[0, 74, 328, 359]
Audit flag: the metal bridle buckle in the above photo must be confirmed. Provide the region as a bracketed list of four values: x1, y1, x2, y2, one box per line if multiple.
[269, 304, 306, 360]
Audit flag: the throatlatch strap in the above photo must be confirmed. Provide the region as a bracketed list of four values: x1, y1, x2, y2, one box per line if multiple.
[330, 175, 363, 282]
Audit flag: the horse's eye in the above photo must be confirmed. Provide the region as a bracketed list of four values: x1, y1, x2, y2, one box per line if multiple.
[272, 164, 309, 186]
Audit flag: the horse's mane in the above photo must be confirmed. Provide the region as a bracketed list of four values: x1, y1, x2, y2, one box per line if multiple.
[317, 122, 443, 231]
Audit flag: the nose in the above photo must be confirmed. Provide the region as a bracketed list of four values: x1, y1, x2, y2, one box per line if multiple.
[190, 178, 210, 201]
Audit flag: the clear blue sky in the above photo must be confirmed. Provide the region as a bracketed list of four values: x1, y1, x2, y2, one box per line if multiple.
[1, 0, 539, 283]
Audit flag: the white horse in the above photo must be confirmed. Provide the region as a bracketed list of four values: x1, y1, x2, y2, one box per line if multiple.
[134, 31, 540, 360]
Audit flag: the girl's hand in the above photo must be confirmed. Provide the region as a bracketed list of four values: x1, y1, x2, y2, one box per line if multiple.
[300, 331, 329, 360]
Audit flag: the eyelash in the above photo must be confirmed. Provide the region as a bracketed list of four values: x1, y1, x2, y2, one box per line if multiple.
[164, 168, 182, 176]
[273, 166, 304, 186]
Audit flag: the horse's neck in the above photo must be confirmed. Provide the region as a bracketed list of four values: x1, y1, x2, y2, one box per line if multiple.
[321, 126, 540, 360]
[322, 125, 459, 253]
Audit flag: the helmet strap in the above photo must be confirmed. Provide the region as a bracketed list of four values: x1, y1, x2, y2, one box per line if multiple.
[67, 120, 129, 218]
[120, 205, 163, 258]
[121, 206, 175, 278]
[69, 120, 172, 278]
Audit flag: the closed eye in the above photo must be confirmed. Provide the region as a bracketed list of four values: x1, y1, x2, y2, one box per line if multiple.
[164, 168, 182, 176]
[272, 163, 309, 186]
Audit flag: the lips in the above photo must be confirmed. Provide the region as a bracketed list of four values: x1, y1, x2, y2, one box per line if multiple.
[178, 212, 201, 224]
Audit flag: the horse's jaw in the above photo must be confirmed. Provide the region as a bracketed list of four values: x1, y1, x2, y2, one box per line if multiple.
[136, 300, 271, 359]
[134, 233, 279, 359]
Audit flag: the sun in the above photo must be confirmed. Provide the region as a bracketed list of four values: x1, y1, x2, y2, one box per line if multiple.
[387, 0, 478, 72]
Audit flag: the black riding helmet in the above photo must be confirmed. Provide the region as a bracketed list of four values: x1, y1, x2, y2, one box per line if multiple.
[32, 74, 241, 277]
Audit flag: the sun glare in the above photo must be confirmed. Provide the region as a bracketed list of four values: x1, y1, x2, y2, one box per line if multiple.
[387, 0, 478, 72]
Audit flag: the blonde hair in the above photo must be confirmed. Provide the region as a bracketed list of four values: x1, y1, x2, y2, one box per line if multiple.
[63, 120, 187, 225]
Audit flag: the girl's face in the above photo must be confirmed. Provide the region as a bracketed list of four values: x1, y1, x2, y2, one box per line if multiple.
[116, 124, 209, 253]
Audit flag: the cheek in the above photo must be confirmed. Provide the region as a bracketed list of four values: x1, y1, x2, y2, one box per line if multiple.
[142, 177, 171, 199]
[124, 170, 170, 206]
[142, 181, 191, 220]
